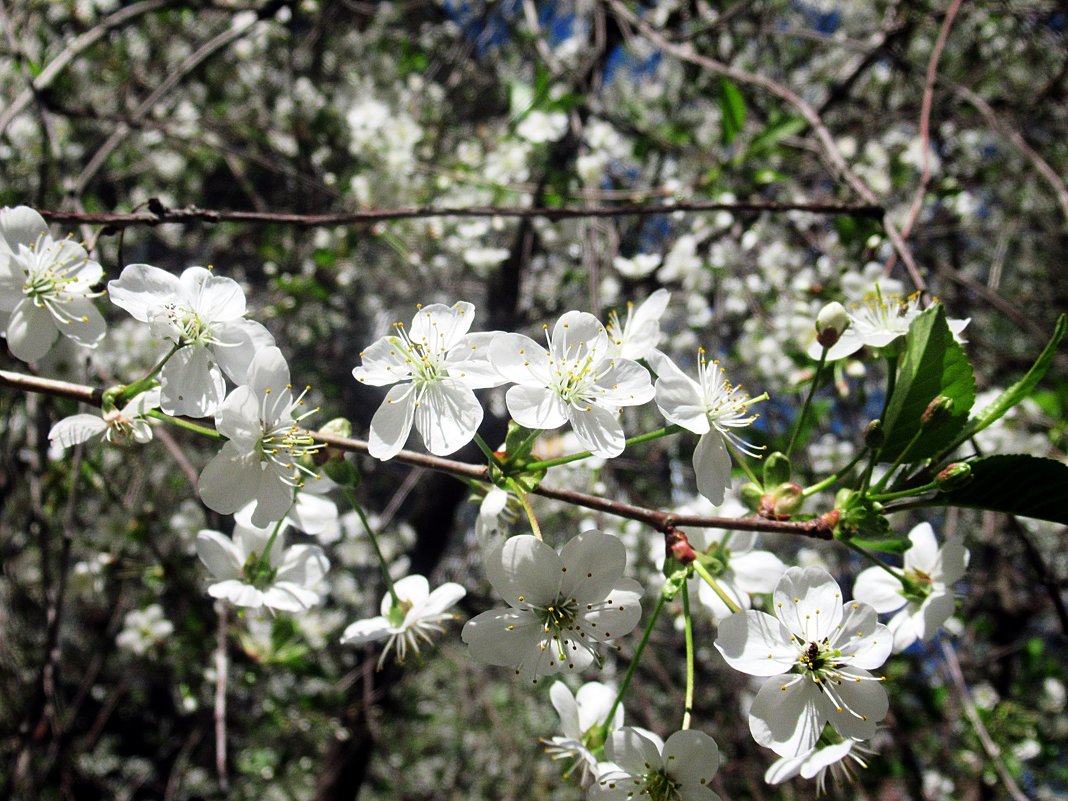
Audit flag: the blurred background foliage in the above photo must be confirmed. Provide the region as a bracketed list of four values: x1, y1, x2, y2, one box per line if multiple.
[0, 0, 1066, 799]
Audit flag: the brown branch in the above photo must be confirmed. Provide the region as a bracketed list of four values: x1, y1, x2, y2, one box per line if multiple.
[34, 198, 885, 230]
[0, 368, 830, 539]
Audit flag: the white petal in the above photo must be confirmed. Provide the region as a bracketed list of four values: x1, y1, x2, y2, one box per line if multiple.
[799, 741, 855, 779]
[159, 346, 224, 417]
[823, 669, 887, 741]
[550, 682, 581, 740]
[581, 580, 643, 640]
[916, 593, 956, 641]
[904, 522, 939, 573]
[730, 550, 787, 594]
[836, 602, 893, 670]
[7, 301, 59, 362]
[569, 402, 625, 458]
[353, 335, 414, 386]
[484, 535, 561, 607]
[249, 472, 294, 528]
[488, 333, 552, 385]
[420, 582, 466, 616]
[213, 385, 261, 444]
[275, 544, 329, 587]
[262, 583, 318, 612]
[247, 346, 291, 397]
[198, 443, 263, 516]
[414, 379, 482, 455]
[715, 610, 797, 676]
[695, 574, 748, 620]
[939, 539, 969, 585]
[764, 753, 808, 784]
[772, 567, 844, 642]
[196, 530, 245, 581]
[341, 616, 393, 645]
[408, 301, 475, 352]
[461, 608, 541, 667]
[368, 383, 416, 460]
[650, 352, 710, 434]
[888, 608, 919, 652]
[558, 530, 626, 601]
[388, 574, 431, 615]
[107, 263, 181, 322]
[505, 384, 569, 430]
[49, 414, 107, 448]
[749, 677, 824, 757]
[208, 579, 263, 608]
[213, 319, 274, 384]
[593, 359, 655, 408]
[807, 329, 864, 362]
[663, 729, 719, 790]
[59, 298, 106, 348]
[445, 331, 507, 388]
[852, 566, 907, 614]
[574, 681, 621, 732]
[288, 492, 339, 538]
[550, 311, 609, 362]
[693, 432, 732, 506]
[183, 268, 246, 321]
[0, 205, 48, 248]
[605, 727, 663, 776]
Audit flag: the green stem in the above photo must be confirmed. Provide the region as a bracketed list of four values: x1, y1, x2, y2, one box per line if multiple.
[147, 410, 226, 440]
[343, 487, 400, 607]
[473, 433, 506, 471]
[692, 561, 742, 614]
[509, 427, 542, 461]
[868, 480, 940, 503]
[116, 342, 183, 405]
[724, 440, 762, 488]
[786, 346, 827, 457]
[681, 579, 695, 731]
[869, 426, 923, 494]
[845, 540, 905, 582]
[508, 481, 543, 541]
[601, 590, 667, 738]
[522, 424, 683, 473]
[801, 447, 868, 498]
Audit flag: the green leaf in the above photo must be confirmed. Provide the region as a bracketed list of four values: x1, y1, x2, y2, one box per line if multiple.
[746, 114, 805, 157]
[879, 305, 976, 462]
[938, 455, 1068, 525]
[964, 313, 1066, 440]
[835, 492, 892, 541]
[718, 78, 746, 147]
[850, 537, 913, 554]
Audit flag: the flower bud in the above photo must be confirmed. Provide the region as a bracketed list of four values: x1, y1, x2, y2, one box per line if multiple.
[740, 482, 763, 512]
[921, 395, 955, 428]
[315, 417, 360, 486]
[864, 419, 884, 449]
[935, 462, 972, 491]
[763, 451, 792, 487]
[665, 527, 697, 566]
[815, 301, 849, 348]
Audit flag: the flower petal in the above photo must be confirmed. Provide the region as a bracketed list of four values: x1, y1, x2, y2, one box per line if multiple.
[574, 681, 622, 732]
[107, 263, 181, 322]
[198, 443, 263, 516]
[420, 582, 466, 616]
[749, 676, 824, 757]
[340, 616, 393, 645]
[196, 530, 245, 581]
[558, 530, 626, 600]
[213, 319, 275, 384]
[649, 351, 710, 434]
[505, 384, 569, 430]
[772, 567, 844, 642]
[836, 601, 893, 669]
[663, 729, 719, 790]
[353, 335, 414, 386]
[483, 534, 561, 607]
[183, 267, 246, 321]
[569, 402, 625, 458]
[7, 301, 58, 362]
[159, 346, 225, 417]
[693, 431, 732, 506]
[488, 333, 552, 385]
[414, 379, 482, 455]
[605, 727, 663, 776]
[388, 574, 431, 615]
[0, 205, 48, 248]
[208, 579, 263, 608]
[550, 681, 581, 740]
[822, 668, 887, 741]
[852, 566, 907, 614]
[715, 610, 797, 676]
[368, 383, 416, 460]
[730, 550, 787, 594]
[49, 414, 107, 448]
[593, 359, 655, 408]
[60, 298, 106, 347]
[409, 301, 476, 351]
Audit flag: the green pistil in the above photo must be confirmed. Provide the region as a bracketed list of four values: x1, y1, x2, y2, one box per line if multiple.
[242, 551, 278, 590]
[642, 769, 680, 801]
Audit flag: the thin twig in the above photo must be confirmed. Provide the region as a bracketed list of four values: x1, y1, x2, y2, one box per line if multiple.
[213, 602, 229, 793]
[940, 641, 1031, 801]
[0, 369, 832, 539]
[34, 197, 884, 230]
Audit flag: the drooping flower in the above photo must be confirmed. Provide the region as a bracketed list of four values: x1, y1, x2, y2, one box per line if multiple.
[648, 350, 764, 506]
[806, 291, 969, 361]
[49, 388, 161, 449]
[0, 205, 106, 362]
[195, 514, 329, 613]
[340, 573, 466, 667]
[605, 289, 670, 360]
[715, 567, 892, 757]
[489, 311, 655, 458]
[352, 301, 503, 460]
[462, 530, 643, 682]
[107, 263, 274, 417]
[544, 680, 624, 780]
[764, 736, 872, 791]
[198, 346, 323, 528]
[593, 727, 722, 801]
[852, 522, 968, 652]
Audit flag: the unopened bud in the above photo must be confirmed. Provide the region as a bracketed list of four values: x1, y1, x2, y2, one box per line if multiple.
[815, 508, 839, 539]
[921, 395, 955, 428]
[935, 462, 972, 491]
[864, 419, 884, 449]
[815, 301, 849, 348]
[740, 482, 763, 512]
[763, 451, 792, 487]
[665, 527, 697, 566]
[758, 482, 804, 519]
[315, 417, 360, 486]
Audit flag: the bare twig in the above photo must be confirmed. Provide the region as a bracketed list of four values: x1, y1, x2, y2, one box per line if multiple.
[940, 641, 1031, 801]
[213, 602, 229, 793]
[888, 0, 965, 275]
[34, 197, 884, 231]
[0, 369, 833, 539]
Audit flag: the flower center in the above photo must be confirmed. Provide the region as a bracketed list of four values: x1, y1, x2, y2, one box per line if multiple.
[850, 290, 922, 338]
[18, 236, 98, 324]
[389, 324, 447, 387]
[543, 325, 607, 405]
[150, 302, 214, 346]
[242, 550, 278, 590]
[256, 384, 324, 488]
[641, 769, 682, 801]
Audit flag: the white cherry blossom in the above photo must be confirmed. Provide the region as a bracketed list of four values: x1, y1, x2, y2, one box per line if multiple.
[115, 604, 174, 656]
[0, 206, 106, 362]
[462, 530, 642, 682]
[715, 567, 892, 757]
[853, 522, 968, 652]
[764, 738, 870, 791]
[593, 727, 721, 801]
[806, 292, 969, 361]
[340, 573, 466, 667]
[544, 681, 624, 780]
[49, 388, 161, 448]
[199, 346, 322, 528]
[606, 288, 670, 360]
[490, 311, 654, 458]
[648, 350, 764, 505]
[108, 263, 274, 417]
[196, 514, 329, 613]
[352, 301, 503, 460]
